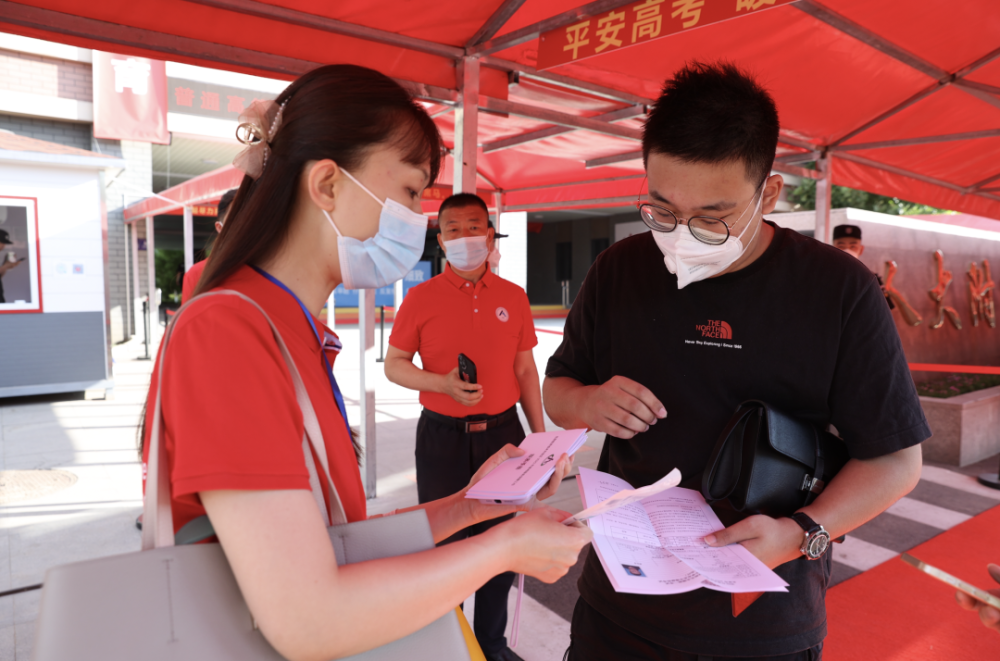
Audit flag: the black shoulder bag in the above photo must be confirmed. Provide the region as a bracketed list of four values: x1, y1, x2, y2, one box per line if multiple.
[701, 400, 850, 518]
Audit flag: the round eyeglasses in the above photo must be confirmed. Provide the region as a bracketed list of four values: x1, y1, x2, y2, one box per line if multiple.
[635, 187, 763, 246]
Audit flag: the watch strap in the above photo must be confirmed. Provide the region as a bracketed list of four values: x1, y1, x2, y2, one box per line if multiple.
[791, 511, 820, 534]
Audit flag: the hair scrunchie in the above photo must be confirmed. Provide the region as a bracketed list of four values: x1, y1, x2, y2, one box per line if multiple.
[233, 99, 286, 180]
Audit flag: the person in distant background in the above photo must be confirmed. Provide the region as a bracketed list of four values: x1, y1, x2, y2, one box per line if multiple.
[487, 219, 506, 271]
[0, 228, 21, 304]
[833, 224, 894, 309]
[181, 188, 238, 304]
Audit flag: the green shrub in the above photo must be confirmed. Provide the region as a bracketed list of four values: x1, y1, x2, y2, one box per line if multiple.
[916, 373, 1000, 398]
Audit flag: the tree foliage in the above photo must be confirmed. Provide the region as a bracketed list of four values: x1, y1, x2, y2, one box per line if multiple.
[154, 249, 185, 304]
[787, 172, 950, 216]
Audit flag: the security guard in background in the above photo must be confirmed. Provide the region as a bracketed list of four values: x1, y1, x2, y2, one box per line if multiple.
[0, 228, 21, 304]
[384, 193, 545, 661]
[833, 224, 894, 309]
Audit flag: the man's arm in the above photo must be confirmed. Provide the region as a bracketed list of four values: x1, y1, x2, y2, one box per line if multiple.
[544, 374, 667, 439]
[513, 349, 545, 433]
[383, 345, 483, 407]
[705, 444, 923, 569]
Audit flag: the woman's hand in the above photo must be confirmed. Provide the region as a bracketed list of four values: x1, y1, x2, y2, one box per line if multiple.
[535, 452, 573, 501]
[485, 506, 593, 583]
[956, 564, 1000, 633]
[461, 444, 575, 525]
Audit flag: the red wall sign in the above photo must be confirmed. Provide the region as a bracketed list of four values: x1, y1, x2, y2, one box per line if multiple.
[92, 52, 169, 144]
[537, 0, 797, 70]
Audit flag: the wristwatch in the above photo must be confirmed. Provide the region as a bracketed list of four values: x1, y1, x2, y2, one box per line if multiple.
[790, 512, 831, 560]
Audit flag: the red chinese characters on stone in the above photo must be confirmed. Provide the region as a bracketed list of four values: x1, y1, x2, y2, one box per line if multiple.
[967, 260, 996, 328]
[883, 261, 923, 327]
[928, 250, 962, 330]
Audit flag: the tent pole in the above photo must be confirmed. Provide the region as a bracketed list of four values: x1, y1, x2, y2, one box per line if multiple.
[814, 155, 832, 244]
[145, 215, 158, 345]
[359, 287, 377, 498]
[131, 221, 141, 338]
[454, 57, 480, 194]
[183, 205, 194, 272]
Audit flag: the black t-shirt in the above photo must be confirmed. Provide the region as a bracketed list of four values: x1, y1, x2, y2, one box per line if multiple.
[546, 222, 929, 656]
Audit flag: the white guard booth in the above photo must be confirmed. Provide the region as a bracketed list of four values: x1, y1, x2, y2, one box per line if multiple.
[0, 132, 125, 398]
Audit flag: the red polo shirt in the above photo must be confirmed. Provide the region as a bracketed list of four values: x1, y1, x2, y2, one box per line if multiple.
[389, 264, 537, 418]
[181, 259, 206, 304]
[142, 265, 367, 536]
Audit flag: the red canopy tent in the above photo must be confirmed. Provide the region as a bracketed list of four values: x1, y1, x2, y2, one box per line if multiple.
[4, 0, 1000, 230]
[9, 0, 999, 494]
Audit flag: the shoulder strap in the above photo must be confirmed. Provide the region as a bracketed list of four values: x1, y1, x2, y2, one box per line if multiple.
[142, 290, 348, 551]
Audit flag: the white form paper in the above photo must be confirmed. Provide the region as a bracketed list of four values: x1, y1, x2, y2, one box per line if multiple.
[562, 468, 681, 525]
[577, 468, 788, 595]
[578, 469, 708, 595]
[642, 488, 789, 593]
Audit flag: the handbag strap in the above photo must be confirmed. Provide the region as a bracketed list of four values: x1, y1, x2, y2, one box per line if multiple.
[142, 289, 348, 551]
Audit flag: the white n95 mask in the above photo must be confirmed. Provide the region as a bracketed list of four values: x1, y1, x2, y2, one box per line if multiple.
[652, 186, 764, 289]
[323, 169, 428, 290]
[444, 235, 490, 271]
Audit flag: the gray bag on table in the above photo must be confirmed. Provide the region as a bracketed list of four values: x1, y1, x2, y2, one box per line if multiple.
[32, 290, 471, 661]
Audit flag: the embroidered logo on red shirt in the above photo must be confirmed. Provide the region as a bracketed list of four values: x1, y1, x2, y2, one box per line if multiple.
[696, 320, 732, 339]
[496, 307, 509, 322]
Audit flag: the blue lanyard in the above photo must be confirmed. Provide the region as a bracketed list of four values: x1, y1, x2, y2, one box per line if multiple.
[251, 266, 353, 443]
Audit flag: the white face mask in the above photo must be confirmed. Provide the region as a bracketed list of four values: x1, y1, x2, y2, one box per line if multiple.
[652, 185, 764, 289]
[443, 235, 490, 271]
[839, 245, 863, 260]
[323, 169, 428, 290]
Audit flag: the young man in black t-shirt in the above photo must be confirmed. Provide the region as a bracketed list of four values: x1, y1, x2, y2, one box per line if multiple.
[544, 63, 928, 660]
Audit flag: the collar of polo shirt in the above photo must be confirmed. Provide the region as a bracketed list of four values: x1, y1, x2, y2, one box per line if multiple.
[444, 263, 495, 290]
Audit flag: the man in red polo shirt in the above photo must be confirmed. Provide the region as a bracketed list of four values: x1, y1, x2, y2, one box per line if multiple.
[181, 188, 237, 304]
[384, 193, 543, 661]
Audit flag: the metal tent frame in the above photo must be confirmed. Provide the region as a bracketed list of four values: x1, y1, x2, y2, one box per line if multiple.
[11, 0, 999, 495]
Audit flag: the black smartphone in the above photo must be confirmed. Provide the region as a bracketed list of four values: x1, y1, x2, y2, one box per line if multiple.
[458, 353, 477, 385]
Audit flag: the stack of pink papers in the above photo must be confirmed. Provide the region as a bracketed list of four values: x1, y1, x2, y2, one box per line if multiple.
[466, 429, 589, 505]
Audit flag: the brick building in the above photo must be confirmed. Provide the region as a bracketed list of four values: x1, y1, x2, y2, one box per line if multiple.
[0, 32, 283, 344]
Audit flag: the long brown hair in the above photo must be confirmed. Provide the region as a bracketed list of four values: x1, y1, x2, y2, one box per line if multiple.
[139, 64, 442, 458]
[196, 64, 442, 296]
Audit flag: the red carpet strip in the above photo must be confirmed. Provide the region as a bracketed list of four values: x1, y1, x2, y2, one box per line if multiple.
[824, 504, 1000, 660]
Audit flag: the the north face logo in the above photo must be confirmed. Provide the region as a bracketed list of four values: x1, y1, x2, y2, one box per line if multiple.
[696, 320, 732, 339]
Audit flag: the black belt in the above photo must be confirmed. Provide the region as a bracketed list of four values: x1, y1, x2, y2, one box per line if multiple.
[421, 406, 519, 434]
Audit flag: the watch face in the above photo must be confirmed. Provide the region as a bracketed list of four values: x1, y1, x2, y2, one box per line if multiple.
[805, 532, 831, 559]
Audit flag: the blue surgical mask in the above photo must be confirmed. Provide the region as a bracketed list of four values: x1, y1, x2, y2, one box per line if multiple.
[323, 170, 428, 290]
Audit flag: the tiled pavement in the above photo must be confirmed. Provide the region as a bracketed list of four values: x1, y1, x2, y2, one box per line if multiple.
[1, 320, 998, 660]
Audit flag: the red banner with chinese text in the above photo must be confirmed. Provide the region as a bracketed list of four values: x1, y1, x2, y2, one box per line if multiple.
[92, 52, 169, 144]
[537, 0, 797, 70]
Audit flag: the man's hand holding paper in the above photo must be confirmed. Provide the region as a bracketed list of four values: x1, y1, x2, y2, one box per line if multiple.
[573, 467, 788, 596]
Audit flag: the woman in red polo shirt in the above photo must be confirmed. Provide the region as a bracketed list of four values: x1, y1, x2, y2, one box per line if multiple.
[140, 64, 591, 661]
